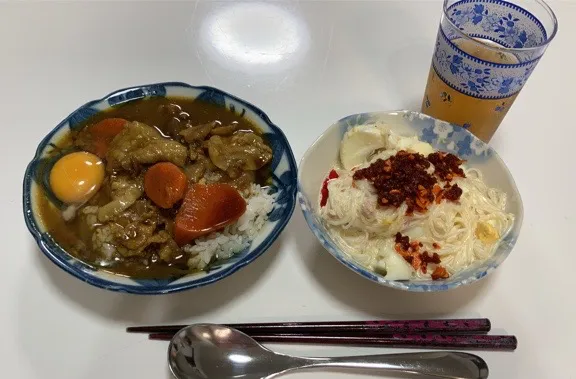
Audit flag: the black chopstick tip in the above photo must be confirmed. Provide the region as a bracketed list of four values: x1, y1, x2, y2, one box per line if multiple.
[149, 333, 174, 341]
[125, 318, 493, 336]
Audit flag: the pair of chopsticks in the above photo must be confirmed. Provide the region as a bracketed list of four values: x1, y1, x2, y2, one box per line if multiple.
[127, 318, 517, 351]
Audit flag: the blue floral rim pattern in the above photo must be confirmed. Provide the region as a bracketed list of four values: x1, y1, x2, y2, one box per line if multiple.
[23, 82, 297, 294]
[433, 0, 553, 99]
[298, 110, 523, 292]
[447, 0, 547, 48]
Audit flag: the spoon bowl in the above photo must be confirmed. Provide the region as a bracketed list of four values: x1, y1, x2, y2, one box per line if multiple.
[168, 324, 489, 379]
[168, 323, 303, 379]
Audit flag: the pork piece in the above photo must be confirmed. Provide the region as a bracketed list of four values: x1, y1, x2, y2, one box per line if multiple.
[106, 121, 187, 172]
[227, 171, 255, 192]
[206, 131, 272, 178]
[162, 117, 186, 140]
[132, 139, 187, 165]
[92, 199, 180, 261]
[158, 236, 181, 262]
[210, 123, 241, 136]
[179, 121, 217, 143]
[157, 104, 189, 139]
[183, 158, 207, 184]
[97, 174, 144, 223]
[188, 145, 201, 162]
[203, 169, 255, 192]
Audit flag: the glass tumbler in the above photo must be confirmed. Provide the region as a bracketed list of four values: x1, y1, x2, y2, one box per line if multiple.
[422, 0, 558, 142]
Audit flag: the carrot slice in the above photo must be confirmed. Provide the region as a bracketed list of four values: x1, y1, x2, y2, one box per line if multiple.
[144, 162, 188, 209]
[88, 118, 128, 158]
[174, 183, 247, 246]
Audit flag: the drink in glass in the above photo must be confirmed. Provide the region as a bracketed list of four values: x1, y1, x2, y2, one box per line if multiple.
[422, 0, 558, 142]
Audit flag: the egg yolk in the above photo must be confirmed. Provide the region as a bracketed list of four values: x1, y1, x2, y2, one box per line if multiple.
[50, 151, 105, 204]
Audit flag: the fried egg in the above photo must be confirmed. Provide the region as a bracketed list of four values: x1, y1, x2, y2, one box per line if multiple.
[50, 151, 105, 204]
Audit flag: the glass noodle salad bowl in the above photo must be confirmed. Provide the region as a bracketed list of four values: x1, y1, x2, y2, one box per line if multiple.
[297, 110, 523, 292]
[23, 82, 297, 294]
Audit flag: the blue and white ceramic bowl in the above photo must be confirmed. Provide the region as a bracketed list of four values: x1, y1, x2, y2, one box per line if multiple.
[23, 82, 297, 294]
[298, 110, 523, 292]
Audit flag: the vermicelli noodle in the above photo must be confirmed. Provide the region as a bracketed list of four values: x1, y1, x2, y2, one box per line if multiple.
[319, 126, 514, 280]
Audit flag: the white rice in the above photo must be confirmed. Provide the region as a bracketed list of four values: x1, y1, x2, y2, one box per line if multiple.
[182, 184, 275, 270]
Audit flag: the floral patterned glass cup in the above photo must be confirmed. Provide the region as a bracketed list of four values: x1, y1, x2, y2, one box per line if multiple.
[421, 0, 557, 142]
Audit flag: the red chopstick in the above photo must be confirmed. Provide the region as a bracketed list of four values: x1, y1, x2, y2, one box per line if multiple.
[147, 332, 517, 351]
[126, 318, 491, 335]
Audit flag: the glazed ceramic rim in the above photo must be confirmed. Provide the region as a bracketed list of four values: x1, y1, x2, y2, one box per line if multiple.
[23, 82, 298, 294]
[297, 109, 524, 292]
[442, 0, 558, 54]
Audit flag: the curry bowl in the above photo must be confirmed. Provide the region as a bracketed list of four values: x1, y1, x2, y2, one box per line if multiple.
[23, 82, 297, 294]
[298, 110, 523, 292]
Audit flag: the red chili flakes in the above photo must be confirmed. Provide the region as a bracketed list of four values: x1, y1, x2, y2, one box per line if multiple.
[432, 242, 441, 249]
[394, 233, 447, 278]
[431, 266, 450, 280]
[395, 232, 410, 251]
[427, 152, 466, 182]
[353, 151, 436, 214]
[352, 150, 465, 215]
[320, 169, 339, 207]
[443, 183, 463, 201]
[421, 251, 441, 265]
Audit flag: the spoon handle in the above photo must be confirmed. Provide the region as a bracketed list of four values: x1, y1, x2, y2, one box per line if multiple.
[310, 351, 488, 379]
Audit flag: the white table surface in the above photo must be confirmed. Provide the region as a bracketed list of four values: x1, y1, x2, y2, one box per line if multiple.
[2, 0, 575, 378]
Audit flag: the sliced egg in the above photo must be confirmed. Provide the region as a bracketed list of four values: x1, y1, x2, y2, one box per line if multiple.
[409, 141, 434, 156]
[388, 132, 418, 151]
[388, 132, 434, 156]
[374, 242, 414, 280]
[50, 151, 105, 204]
[475, 222, 500, 244]
[340, 125, 387, 170]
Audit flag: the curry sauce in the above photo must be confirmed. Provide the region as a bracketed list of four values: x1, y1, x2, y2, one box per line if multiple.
[37, 97, 273, 279]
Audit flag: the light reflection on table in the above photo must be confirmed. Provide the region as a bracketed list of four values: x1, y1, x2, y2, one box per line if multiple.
[198, 2, 310, 75]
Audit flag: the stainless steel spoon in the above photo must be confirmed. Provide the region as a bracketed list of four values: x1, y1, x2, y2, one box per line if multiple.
[168, 323, 489, 379]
